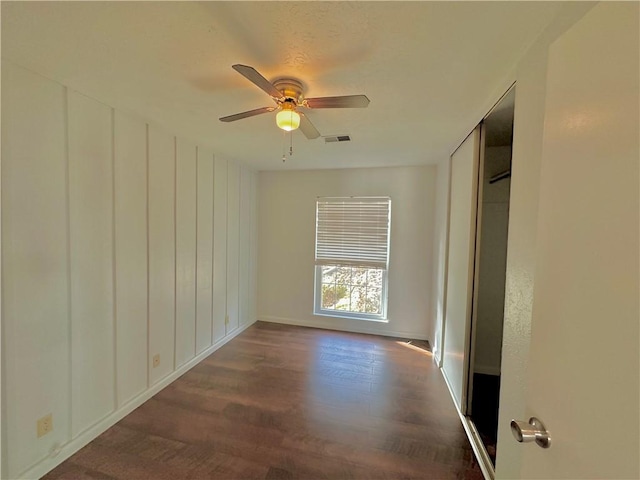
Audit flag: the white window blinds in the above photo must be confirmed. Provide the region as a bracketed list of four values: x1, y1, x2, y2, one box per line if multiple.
[315, 197, 391, 269]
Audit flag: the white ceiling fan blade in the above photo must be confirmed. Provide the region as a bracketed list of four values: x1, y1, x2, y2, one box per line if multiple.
[232, 64, 283, 100]
[299, 113, 320, 139]
[219, 106, 276, 122]
[304, 95, 370, 109]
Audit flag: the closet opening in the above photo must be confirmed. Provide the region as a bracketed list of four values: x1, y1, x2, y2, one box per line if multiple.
[466, 88, 515, 466]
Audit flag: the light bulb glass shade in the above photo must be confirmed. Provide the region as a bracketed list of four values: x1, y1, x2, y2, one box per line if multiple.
[276, 109, 301, 131]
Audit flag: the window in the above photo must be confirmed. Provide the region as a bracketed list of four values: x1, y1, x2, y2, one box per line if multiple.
[314, 197, 391, 321]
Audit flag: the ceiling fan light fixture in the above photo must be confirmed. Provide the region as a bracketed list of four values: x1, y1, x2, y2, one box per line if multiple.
[276, 109, 300, 131]
[220, 65, 369, 141]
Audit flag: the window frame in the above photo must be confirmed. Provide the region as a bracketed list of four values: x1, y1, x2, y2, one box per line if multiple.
[312, 196, 391, 322]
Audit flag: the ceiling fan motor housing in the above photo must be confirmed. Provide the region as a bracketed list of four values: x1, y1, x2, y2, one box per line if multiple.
[272, 78, 304, 104]
[220, 64, 369, 141]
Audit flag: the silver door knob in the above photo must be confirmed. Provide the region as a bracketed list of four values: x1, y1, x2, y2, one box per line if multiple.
[510, 417, 551, 448]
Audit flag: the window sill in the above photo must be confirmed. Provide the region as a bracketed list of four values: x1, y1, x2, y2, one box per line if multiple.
[313, 311, 389, 323]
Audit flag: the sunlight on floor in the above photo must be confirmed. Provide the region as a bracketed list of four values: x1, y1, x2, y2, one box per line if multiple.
[396, 341, 433, 356]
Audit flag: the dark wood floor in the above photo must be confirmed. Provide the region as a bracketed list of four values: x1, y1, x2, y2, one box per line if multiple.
[43, 322, 484, 480]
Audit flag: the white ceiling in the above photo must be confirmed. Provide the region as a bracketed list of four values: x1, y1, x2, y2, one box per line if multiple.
[2, 2, 564, 171]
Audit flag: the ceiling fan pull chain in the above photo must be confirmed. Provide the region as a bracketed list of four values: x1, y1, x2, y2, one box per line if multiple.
[290, 131, 294, 157]
[282, 128, 286, 162]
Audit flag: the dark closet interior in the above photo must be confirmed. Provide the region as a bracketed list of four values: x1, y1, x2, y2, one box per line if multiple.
[467, 88, 515, 466]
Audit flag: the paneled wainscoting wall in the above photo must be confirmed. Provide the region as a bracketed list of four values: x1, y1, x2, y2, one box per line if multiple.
[1, 61, 258, 479]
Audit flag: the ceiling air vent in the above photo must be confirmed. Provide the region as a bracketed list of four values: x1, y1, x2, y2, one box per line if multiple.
[324, 135, 351, 143]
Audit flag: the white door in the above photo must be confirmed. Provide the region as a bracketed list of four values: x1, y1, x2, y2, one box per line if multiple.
[516, 3, 639, 478]
[442, 127, 481, 412]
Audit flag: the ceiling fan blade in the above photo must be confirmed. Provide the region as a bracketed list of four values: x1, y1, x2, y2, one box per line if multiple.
[304, 94, 370, 109]
[219, 106, 276, 122]
[232, 64, 283, 100]
[299, 113, 320, 140]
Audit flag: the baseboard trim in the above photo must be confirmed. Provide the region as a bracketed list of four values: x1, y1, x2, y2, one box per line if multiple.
[433, 347, 442, 367]
[259, 315, 429, 341]
[17, 320, 256, 480]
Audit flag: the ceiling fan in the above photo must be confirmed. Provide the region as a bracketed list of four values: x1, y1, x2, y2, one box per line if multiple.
[219, 64, 370, 139]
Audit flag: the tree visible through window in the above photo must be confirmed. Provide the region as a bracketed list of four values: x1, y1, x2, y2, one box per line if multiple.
[314, 197, 390, 321]
[321, 266, 383, 314]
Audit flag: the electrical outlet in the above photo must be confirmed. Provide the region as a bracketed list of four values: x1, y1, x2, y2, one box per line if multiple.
[37, 413, 53, 438]
[152, 354, 160, 368]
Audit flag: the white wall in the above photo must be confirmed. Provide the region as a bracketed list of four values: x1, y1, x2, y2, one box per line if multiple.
[473, 146, 511, 376]
[195, 147, 214, 354]
[1, 61, 258, 480]
[226, 162, 241, 334]
[175, 139, 197, 368]
[239, 165, 253, 329]
[2, 61, 70, 477]
[212, 158, 228, 343]
[431, 158, 451, 365]
[258, 166, 435, 340]
[67, 90, 115, 436]
[114, 111, 149, 406]
[147, 125, 176, 385]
